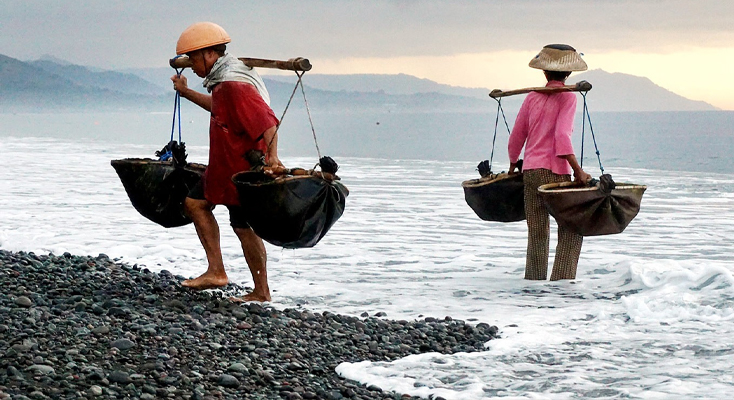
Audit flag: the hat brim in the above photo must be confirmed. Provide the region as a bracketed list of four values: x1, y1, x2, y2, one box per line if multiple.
[529, 47, 587, 72]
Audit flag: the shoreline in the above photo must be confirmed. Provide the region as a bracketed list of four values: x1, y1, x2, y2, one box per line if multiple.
[0, 250, 499, 400]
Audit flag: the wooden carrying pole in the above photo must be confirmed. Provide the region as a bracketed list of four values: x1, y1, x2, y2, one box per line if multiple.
[489, 80, 592, 99]
[169, 56, 312, 72]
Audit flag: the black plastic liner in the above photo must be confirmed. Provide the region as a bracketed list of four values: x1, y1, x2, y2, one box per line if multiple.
[538, 178, 646, 236]
[462, 173, 526, 222]
[111, 158, 205, 228]
[232, 171, 349, 248]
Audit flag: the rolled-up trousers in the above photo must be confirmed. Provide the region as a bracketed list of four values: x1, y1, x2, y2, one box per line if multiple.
[523, 169, 583, 280]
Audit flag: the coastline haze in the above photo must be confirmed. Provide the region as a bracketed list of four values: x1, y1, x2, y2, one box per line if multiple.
[1, 0, 733, 109]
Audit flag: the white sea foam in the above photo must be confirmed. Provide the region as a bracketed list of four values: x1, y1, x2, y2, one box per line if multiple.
[1, 135, 734, 399]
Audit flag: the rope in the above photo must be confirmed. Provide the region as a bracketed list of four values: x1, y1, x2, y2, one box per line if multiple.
[275, 72, 302, 131]
[268, 70, 323, 164]
[265, 70, 301, 154]
[161, 67, 185, 161]
[488, 98, 512, 172]
[580, 94, 586, 168]
[580, 92, 604, 174]
[297, 71, 322, 161]
[489, 100, 501, 170]
[498, 100, 512, 135]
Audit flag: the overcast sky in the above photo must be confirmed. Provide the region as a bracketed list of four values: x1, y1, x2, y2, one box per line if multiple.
[3, 0, 734, 109]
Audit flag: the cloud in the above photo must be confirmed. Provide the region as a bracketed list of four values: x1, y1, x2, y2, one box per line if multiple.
[2, 0, 733, 68]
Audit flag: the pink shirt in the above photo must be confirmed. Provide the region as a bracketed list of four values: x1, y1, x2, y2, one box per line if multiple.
[508, 81, 577, 175]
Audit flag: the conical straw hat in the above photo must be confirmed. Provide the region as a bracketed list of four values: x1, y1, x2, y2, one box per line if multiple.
[529, 44, 587, 72]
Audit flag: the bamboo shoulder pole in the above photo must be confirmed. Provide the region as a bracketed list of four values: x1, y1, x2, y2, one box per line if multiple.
[489, 80, 592, 99]
[169, 56, 312, 72]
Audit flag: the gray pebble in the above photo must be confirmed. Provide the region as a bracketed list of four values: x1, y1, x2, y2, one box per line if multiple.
[0, 250, 500, 400]
[217, 374, 240, 388]
[92, 325, 110, 334]
[110, 338, 135, 350]
[27, 364, 55, 375]
[208, 342, 223, 351]
[109, 370, 131, 384]
[15, 296, 33, 308]
[227, 362, 248, 373]
[88, 385, 103, 396]
[75, 327, 91, 336]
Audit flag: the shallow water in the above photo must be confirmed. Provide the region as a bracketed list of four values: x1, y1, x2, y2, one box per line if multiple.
[1, 113, 734, 398]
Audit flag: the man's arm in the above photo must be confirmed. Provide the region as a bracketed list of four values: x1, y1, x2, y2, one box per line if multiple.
[261, 126, 283, 167]
[171, 74, 212, 112]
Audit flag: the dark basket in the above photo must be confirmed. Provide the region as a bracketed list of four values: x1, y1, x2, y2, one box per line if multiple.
[462, 173, 525, 222]
[111, 158, 206, 228]
[538, 181, 647, 236]
[232, 171, 349, 248]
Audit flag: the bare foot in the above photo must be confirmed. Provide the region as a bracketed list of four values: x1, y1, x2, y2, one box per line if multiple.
[229, 292, 271, 303]
[181, 272, 228, 290]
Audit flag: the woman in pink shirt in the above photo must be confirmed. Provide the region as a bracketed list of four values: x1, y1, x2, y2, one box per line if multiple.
[508, 44, 592, 281]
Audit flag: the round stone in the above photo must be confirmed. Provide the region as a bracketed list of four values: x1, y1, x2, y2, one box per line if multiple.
[110, 338, 136, 350]
[217, 374, 240, 388]
[88, 385, 103, 396]
[15, 296, 33, 308]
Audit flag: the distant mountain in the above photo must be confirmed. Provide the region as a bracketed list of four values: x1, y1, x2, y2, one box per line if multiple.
[120, 66, 204, 93]
[0, 54, 169, 111]
[36, 54, 73, 66]
[263, 70, 718, 112]
[0, 53, 489, 113]
[572, 69, 717, 112]
[116, 66, 490, 113]
[264, 73, 490, 99]
[30, 59, 167, 96]
[0, 52, 717, 113]
[35, 54, 106, 73]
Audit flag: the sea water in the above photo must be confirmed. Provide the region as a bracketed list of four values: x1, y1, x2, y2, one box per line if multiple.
[1, 111, 733, 399]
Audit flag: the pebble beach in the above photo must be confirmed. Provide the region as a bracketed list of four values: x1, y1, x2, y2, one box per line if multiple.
[0, 250, 499, 400]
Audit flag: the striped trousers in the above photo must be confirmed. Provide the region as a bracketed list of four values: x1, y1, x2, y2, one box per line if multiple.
[523, 169, 583, 280]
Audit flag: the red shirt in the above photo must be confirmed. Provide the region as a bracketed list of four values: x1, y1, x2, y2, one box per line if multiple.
[203, 81, 279, 205]
[508, 81, 577, 175]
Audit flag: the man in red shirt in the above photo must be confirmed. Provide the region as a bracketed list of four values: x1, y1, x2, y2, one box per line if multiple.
[508, 44, 592, 281]
[171, 22, 281, 302]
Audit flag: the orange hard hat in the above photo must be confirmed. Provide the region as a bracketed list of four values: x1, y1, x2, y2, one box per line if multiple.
[176, 22, 231, 55]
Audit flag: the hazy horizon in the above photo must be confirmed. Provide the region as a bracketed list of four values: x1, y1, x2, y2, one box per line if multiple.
[2, 1, 733, 109]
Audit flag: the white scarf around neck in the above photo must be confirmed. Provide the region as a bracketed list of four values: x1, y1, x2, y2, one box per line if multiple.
[202, 54, 271, 106]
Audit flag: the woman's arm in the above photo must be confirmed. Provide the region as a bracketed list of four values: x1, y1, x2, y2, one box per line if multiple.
[562, 154, 592, 183]
[508, 98, 531, 173]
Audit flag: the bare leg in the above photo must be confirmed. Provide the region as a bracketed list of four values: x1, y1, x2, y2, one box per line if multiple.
[230, 227, 271, 302]
[181, 197, 229, 289]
